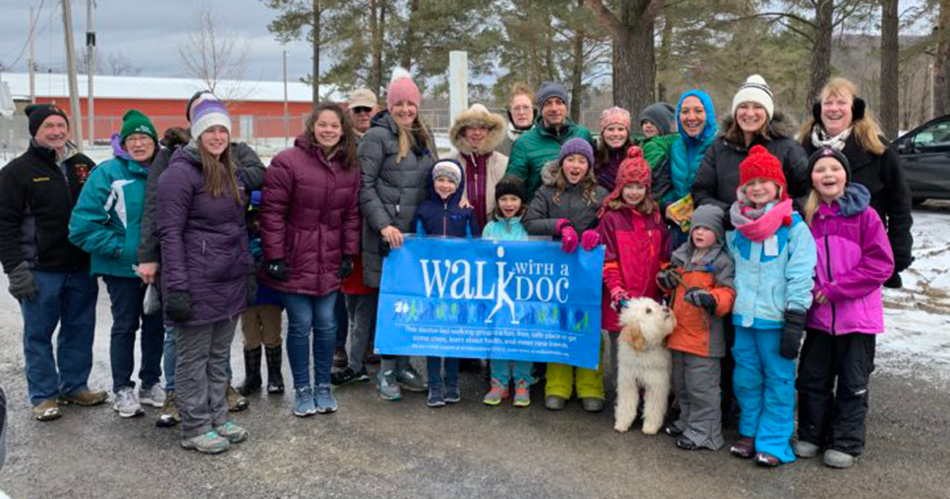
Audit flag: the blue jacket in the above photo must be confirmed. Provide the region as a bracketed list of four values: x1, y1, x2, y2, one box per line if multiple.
[662, 90, 717, 206]
[482, 216, 528, 242]
[412, 172, 481, 238]
[727, 207, 816, 329]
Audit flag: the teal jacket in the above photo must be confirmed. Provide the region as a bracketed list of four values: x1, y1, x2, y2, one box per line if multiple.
[482, 216, 529, 242]
[506, 116, 592, 201]
[69, 136, 149, 278]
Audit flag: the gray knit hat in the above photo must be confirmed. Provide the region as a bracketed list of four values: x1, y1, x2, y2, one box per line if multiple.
[639, 102, 676, 136]
[432, 159, 463, 185]
[536, 81, 569, 108]
[690, 204, 726, 241]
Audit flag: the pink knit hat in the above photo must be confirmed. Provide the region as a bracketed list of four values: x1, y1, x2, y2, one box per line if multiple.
[599, 107, 631, 133]
[387, 67, 422, 110]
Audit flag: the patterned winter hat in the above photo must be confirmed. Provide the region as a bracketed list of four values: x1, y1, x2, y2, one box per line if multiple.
[602, 146, 652, 210]
[190, 94, 232, 139]
[120, 110, 157, 144]
[599, 107, 632, 133]
[732, 74, 775, 120]
[807, 146, 851, 183]
[432, 159, 463, 185]
[739, 145, 787, 201]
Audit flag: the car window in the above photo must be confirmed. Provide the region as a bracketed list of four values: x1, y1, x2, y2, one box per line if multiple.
[913, 120, 950, 148]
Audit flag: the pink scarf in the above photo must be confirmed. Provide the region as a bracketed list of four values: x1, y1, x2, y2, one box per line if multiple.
[730, 199, 793, 242]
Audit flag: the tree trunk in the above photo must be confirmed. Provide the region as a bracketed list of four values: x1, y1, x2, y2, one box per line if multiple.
[312, 0, 321, 106]
[656, 14, 674, 104]
[935, 0, 950, 117]
[370, 0, 385, 98]
[401, 0, 419, 70]
[570, 26, 585, 122]
[808, 0, 834, 106]
[879, 0, 899, 139]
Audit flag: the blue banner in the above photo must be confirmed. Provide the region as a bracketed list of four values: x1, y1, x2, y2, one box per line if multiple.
[375, 237, 605, 369]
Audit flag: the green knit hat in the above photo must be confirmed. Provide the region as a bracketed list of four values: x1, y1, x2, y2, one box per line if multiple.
[120, 109, 157, 144]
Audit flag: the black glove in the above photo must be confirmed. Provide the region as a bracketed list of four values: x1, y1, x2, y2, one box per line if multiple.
[337, 255, 355, 279]
[684, 287, 717, 312]
[266, 259, 288, 282]
[656, 268, 681, 290]
[780, 309, 807, 360]
[379, 239, 391, 258]
[166, 291, 192, 323]
[246, 273, 258, 307]
[7, 262, 39, 301]
[883, 272, 902, 289]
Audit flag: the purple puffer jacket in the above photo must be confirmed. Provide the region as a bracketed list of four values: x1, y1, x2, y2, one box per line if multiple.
[806, 184, 894, 335]
[158, 146, 252, 327]
[259, 134, 360, 297]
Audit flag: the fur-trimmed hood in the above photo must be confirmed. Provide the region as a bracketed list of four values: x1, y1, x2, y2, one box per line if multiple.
[449, 104, 506, 155]
[719, 110, 798, 142]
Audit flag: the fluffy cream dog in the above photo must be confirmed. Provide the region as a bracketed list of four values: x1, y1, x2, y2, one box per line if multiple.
[614, 297, 676, 434]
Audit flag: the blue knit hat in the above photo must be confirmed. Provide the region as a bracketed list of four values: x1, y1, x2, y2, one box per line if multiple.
[557, 138, 594, 168]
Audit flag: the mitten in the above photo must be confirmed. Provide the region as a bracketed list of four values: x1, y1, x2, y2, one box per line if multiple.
[656, 268, 681, 291]
[166, 291, 192, 323]
[581, 230, 601, 251]
[610, 287, 630, 312]
[337, 255, 355, 279]
[684, 287, 717, 312]
[555, 219, 578, 254]
[7, 261, 39, 301]
[266, 259, 288, 282]
[246, 273, 258, 307]
[883, 272, 902, 289]
[780, 309, 807, 360]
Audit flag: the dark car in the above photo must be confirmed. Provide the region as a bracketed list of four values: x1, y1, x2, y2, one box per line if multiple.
[895, 114, 950, 205]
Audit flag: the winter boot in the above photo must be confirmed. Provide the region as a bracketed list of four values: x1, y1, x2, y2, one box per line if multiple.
[237, 347, 263, 396]
[265, 346, 285, 394]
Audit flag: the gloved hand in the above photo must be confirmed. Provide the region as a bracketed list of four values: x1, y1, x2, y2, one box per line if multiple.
[166, 290, 192, 323]
[610, 287, 630, 312]
[266, 259, 288, 282]
[656, 268, 681, 291]
[684, 287, 717, 312]
[337, 255, 355, 279]
[379, 239, 391, 258]
[883, 272, 902, 289]
[581, 230, 601, 251]
[780, 309, 807, 360]
[7, 261, 39, 301]
[246, 273, 258, 307]
[555, 219, 578, 254]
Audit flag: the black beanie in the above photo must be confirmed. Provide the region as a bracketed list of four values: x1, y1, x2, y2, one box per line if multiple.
[25, 104, 69, 137]
[495, 175, 527, 203]
[807, 147, 851, 183]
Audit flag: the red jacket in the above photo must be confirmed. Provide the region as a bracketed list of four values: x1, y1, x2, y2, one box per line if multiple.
[598, 205, 671, 331]
[260, 134, 361, 297]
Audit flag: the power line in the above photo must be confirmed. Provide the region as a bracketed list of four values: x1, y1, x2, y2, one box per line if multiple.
[1, 1, 46, 70]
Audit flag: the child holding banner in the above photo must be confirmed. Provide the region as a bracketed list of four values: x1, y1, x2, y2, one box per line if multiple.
[411, 159, 482, 407]
[524, 138, 609, 412]
[481, 176, 533, 407]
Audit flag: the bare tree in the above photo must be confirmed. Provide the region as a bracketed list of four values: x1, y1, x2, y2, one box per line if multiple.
[178, 9, 251, 100]
[935, 0, 950, 116]
[77, 48, 141, 76]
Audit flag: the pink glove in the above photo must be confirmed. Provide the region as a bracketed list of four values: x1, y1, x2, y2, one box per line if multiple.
[610, 287, 630, 311]
[581, 230, 601, 251]
[560, 225, 579, 254]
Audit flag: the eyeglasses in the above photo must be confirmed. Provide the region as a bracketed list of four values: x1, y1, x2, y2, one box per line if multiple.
[511, 105, 532, 113]
[351, 107, 373, 114]
[125, 135, 154, 145]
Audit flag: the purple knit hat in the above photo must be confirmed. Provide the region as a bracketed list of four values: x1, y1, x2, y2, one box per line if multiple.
[190, 95, 231, 139]
[557, 138, 594, 167]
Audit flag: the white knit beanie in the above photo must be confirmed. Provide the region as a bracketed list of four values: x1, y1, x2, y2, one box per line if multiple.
[731, 74, 774, 120]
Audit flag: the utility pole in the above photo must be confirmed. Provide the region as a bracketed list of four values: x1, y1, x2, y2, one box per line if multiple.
[28, 7, 36, 104]
[283, 50, 289, 146]
[62, 0, 84, 152]
[86, 0, 95, 145]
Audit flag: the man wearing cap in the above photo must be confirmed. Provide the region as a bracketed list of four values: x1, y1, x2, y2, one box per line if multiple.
[348, 88, 378, 139]
[0, 104, 106, 421]
[505, 81, 593, 201]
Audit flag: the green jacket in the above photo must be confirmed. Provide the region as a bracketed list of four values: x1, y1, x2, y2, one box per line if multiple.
[638, 133, 678, 169]
[69, 151, 149, 278]
[505, 116, 592, 201]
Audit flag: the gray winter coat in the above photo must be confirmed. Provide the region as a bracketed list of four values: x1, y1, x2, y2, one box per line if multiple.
[358, 111, 437, 287]
[523, 162, 608, 236]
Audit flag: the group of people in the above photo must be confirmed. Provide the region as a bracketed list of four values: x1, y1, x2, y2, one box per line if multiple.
[0, 67, 912, 469]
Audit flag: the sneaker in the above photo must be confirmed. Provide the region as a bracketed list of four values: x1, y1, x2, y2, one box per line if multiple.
[333, 348, 348, 369]
[513, 380, 530, 407]
[675, 435, 700, 451]
[730, 436, 755, 459]
[294, 386, 317, 417]
[227, 385, 249, 412]
[156, 391, 180, 428]
[483, 379, 509, 406]
[181, 431, 230, 454]
[215, 421, 248, 444]
[331, 367, 369, 387]
[112, 387, 144, 418]
[444, 385, 460, 404]
[545, 395, 567, 411]
[795, 440, 821, 458]
[755, 452, 783, 468]
[61, 389, 108, 406]
[32, 398, 63, 422]
[314, 384, 338, 414]
[581, 397, 604, 413]
[395, 366, 427, 392]
[427, 387, 445, 408]
[823, 449, 855, 469]
[376, 370, 402, 401]
[139, 384, 166, 408]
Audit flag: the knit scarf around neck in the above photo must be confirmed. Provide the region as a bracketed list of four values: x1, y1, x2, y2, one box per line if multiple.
[730, 199, 793, 242]
[811, 126, 852, 151]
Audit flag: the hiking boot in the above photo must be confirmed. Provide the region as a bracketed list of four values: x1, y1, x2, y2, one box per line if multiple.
[823, 449, 855, 469]
[427, 387, 445, 408]
[730, 437, 756, 459]
[581, 397, 605, 413]
[32, 398, 63, 422]
[265, 346, 285, 394]
[376, 370, 402, 401]
[238, 347, 263, 396]
[214, 421, 248, 444]
[444, 385, 460, 404]
[483, 379, 509, 406]
[314, 384, 338, 414]
[675, 435, 700, 451]
[156, 391, 180, 428]
[113, 387, 144, 418]
[364, 352, 381, 365]
[333, 348, 348, 369]
[139, 384, 166, 408]
[227, 385, 249, 412]
[61, 389, 108, 406]
[663, 423, 684, 437]
[795, 440, 821, 458]
[545, 395, 567, 411]
[755, 452, 783, 468]
[513, 380, 530, 407]
[395, 366, 427, 392]
[331, 367, 369, 387]
[181, 431, 230, 454]
[294, 386, 317, 417]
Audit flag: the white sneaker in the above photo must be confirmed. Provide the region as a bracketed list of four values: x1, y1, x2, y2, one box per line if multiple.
[113, 387, 144, 418]
[139, 384, 167, 408]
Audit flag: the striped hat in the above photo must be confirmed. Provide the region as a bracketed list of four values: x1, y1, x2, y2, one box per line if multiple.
[731, 74, 774, 120]
[190, 95, 231, 139]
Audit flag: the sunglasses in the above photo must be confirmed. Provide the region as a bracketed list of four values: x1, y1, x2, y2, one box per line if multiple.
[351, 107, 373, 114]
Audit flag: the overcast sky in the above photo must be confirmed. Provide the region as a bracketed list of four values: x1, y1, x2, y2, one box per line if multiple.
[0, 0, 315, 82]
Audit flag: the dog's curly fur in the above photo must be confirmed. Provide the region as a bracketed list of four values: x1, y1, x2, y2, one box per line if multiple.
[614, 297, 676, 434]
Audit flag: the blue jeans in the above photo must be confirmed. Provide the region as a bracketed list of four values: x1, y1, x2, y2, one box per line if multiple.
[103, 276, 165, 393]
[20, 270, 98, 405]
[426, 357, 459, 391]
[163, 326, 177, 392]
[335, 292, 348, 350]
[283, 292, 337, 389]
[732, 326, 797, 463]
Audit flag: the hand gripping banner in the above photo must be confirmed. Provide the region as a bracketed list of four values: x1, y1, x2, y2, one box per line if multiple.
[375, 237, 605, 369]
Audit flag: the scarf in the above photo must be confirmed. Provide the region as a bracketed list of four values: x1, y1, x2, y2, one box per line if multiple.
[730, 199, 793, 242]
[811, 126, 851, 151]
